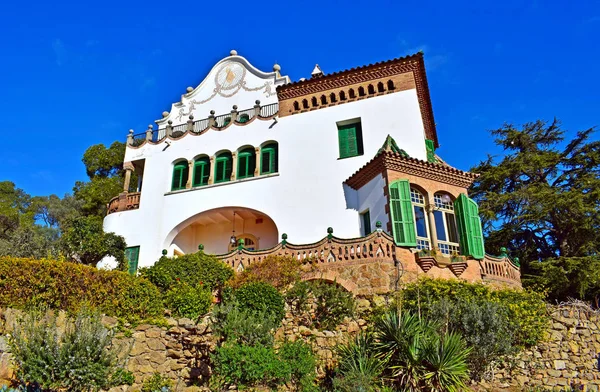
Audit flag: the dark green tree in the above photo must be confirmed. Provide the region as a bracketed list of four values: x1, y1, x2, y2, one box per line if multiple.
[73, 141, 134, 218]
[470, 119, 600, 301]
[60, 216, 126, 267]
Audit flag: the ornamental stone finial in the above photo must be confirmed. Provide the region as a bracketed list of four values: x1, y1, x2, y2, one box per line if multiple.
[376, 221, 382, 230]
[230, 49, 238, 56]
[148, 124, 153, 129]
[189, 115, 194, 120]
[162, 111, 169, 117]
[162, 249, 168, 256]
[198, 244, 204, 251]
[255, 100, 260, 105]
[232, 105, 238, 110]
[168, 120, 173, 125]
[210, 110, 215, 115]
[186, 87, 193, 93]
[273, 63, 281, 71]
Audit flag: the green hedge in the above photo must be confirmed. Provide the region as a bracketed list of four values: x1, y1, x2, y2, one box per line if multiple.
[0, 257, 163, 321]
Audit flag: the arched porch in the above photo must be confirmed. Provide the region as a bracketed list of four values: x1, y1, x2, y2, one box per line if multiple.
[167, 207, 279, 255]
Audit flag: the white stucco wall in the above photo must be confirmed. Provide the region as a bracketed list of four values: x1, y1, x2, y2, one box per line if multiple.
[103, 57, 428, 268]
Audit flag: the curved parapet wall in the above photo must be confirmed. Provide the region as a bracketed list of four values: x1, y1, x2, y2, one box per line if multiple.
[214, 231, 522, 295]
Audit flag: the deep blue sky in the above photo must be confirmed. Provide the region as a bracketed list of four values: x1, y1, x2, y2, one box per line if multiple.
[1, 0, 598, 197]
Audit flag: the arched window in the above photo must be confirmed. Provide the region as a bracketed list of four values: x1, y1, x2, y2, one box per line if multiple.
[368, 84, 375, 94]
[293, 101, 300, 111]
[238, 113, 250, 123]
[214, 151, 232, 183]
[302, 99, 309, 109]
[311, 97, 318, 107]
[349, 88, 356, 98]
[192, 156, 210, 187]
[329, 92, 337, 103]
[411, 188, 430, 250]
[228, 234, 258, 251]
[320, 95, 327, 105]
[358, 86, 365, 97]
[261, 143, 278, 175]
[339, 91, 347, 101]
[433, 193, 460, 255]
[237, 147, 256, 180]
[171, 161, 189, 191]
[377, 82, 385, 93]
[387, 80, 395, 90]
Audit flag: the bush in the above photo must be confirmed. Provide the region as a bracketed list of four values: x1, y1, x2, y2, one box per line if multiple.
[334, 333, 387, 392]
[140, 252, 233, 292]
[286, 280, 355, 330]
[212, 343, 289, 389]
[211, 301, 280, 346]
[278, 340, 318, 392]
[164, 282, 213, 319]
[233, 281, 285, 323]
[398, 278, 548, 347]
[0, 257, 163, 322]
[9, 309, 130, 392]
[141, 372, 173, 392]
[232, 255, 302, 289]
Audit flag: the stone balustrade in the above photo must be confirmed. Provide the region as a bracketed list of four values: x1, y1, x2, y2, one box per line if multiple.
[106, 192, 141, 215]
[215, 230, 522, 294]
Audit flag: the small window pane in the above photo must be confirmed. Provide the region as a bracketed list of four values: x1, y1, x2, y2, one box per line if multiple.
[434, 210, 447, 241]
[446, 213, 459, 243]
[414, 206, 427, 238]
[361, 210, 371, 235]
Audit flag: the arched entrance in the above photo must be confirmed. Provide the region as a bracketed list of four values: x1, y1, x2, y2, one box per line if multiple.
[168, 207, 278, 255]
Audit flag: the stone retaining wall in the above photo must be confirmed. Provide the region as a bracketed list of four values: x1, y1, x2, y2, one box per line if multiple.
[2, 303, 600, 391]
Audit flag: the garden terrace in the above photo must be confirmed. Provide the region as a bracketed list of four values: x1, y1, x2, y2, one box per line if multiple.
[126, 102, 279, 148]
[215, 230, 522, 295]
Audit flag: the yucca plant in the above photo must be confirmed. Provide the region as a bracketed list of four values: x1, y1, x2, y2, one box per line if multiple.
[334, 332, 387, 392]
[372, 310, 471, 392]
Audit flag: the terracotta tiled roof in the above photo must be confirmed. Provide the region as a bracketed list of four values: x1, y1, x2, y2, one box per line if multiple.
[345, 150, 479, 190]
[277, 52, 439, 147]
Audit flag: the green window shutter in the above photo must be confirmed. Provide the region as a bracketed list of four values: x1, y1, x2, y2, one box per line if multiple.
[215, 153, 232, 183]
[260, 144, 278, 174]
[125, 246, 140, 275]
[362, 210, 371, 235]
[238, 154, 248, 178]
[193, 158, 210, 187]
[454, 194, 485, 259]
[172, 162, 187, 191]
[425, 139, 436, 163]
[338, 124, 358, 158]
[215, 159, 225, 182]
[225, 155, 232, 180]
[389, 180, 417, 246]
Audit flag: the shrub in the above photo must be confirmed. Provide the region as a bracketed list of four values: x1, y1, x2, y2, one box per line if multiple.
[141, 372, 173, 392]
[211, 301, 280, 346]
[0, 257, 163, 322]
[9, 309, 130, 392]
[286, 280, 355, 330]
[278, 340, 318, 391]
[232, 255, 302, 289]
[140, 252, 233, 292]
[164, 282, 213, 319]
[398, 278, 548, 347]
[212, 343, 290, 389]
[233, 281, 285, 323]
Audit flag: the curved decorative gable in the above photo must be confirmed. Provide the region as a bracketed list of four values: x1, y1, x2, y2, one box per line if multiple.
[156, 52, 289, 129]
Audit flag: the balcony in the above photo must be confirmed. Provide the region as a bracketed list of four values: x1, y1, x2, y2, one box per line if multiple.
[107, 192, 141, 215]
[127, 102, 279, 146]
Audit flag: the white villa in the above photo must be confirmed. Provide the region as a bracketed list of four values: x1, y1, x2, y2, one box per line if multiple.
[103, 49, 496, 283]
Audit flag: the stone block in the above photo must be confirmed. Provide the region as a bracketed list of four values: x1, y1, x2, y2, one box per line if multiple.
[145, 327, 162, 338]
[147, 338, 166, 351]
[554, 360, 566, 370]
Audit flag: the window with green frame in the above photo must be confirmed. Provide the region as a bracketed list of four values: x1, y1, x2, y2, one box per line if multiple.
[193, 156, 210, 187]
[337, 120, 364, 159]
[361, 209, 371, 236]
[214, 151, 233, 183]
[171, 161, 189, 191]
[237, 147, 256, 179]
[125, 246, 140, 275]
[260, 143, 278, 175]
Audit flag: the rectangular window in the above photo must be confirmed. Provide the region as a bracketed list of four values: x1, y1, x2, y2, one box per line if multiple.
[446, 213, 459, 243]
[125, 246, 140, 275]
[413, 205, 428, 238]
[434, 210, 447, 241]
[361, 210, 371, 236]
[337, 120, 364, 159]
